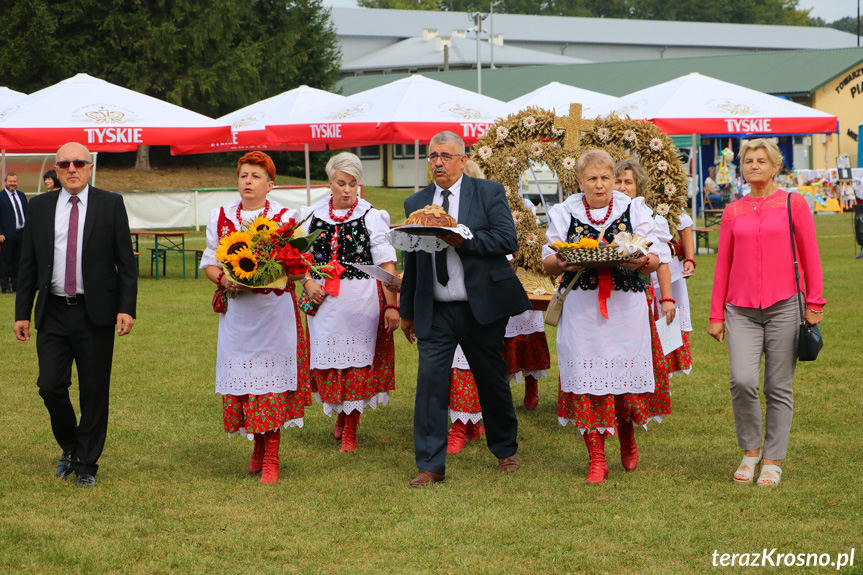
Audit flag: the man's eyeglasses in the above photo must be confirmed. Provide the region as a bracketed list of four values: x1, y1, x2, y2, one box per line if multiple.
[427, 153, 463, 163]
[55, 160, 92, 169]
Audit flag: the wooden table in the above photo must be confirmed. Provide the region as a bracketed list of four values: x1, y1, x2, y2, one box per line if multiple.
[130, 230, 190, 280]
[693, 226, 720, 254]
[703, 209, 724, 227]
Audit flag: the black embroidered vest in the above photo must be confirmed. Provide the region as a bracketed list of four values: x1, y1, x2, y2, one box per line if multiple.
[309, 211, 374, 280]
[560, 204, 645, 293]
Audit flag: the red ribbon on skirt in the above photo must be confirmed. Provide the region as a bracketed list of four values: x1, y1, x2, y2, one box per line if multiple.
[597, 269, 613, 319]
[324, 259, 346, 296]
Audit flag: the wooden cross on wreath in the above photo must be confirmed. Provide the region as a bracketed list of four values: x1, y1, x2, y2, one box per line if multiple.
[555, 103, 594, 149]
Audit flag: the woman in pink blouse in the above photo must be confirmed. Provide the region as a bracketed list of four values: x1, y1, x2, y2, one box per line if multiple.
[708, 139, 825, 487]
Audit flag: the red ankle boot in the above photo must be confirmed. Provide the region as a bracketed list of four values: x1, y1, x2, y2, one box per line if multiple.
[340, 411, 359, 453]
[523, 376, 539, 410]
[260, 430, 281, 484]
[617, 417, 639, 471]
[447, 420, 467, 454]
[465, 420, 483, 443]
[334, 411, 346, 441]
[249, 433, 266, 474]
[583, 430, 609, 484]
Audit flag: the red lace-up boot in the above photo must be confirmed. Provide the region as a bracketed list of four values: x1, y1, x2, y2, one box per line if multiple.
[260, 430, 281, 484]
[340, 411, 360, 453]
[583, 430, 609, 484]
[249, 433, 266, 474]
[523, 376, 539, 410]
[447, 420, 467, 454]
[333, 411, 346, 441]
[465, 420, 483, 443]
[617, 417, 639, 471]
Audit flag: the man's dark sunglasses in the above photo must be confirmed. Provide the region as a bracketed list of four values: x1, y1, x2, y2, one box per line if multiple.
[56, 160, 92, 169]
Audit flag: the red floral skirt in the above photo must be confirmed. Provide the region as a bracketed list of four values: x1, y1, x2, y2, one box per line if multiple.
[449, 368, 481, 415]
[311, 284, 395, 407]
[665, 331, 692, 376]
[222, 290, 312, 435]
[504, 332, 551, 379]
[557, 286, 671, 433]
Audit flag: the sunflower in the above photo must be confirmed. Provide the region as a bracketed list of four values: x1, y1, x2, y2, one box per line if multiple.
[250, 215, 278, 235]
[227, 247, 258, 280]
[215, 231, 253, 263]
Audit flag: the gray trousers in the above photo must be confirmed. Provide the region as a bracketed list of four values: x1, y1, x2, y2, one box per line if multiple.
[726, 295, 799, 460]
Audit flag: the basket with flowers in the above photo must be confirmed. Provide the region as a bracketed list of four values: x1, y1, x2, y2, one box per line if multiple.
[215, 214, 329, 292]
[550, 232, 651, 268]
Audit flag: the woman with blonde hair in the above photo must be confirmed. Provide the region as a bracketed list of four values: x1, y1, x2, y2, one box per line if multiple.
[301, 152, 399, 452]
[708, 139, 824, 486]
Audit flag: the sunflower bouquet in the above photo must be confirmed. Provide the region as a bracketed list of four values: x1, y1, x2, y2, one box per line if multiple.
[215, 214, 326, 291]
[550, 232, 650, 267]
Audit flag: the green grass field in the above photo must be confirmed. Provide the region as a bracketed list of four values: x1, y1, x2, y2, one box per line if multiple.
[1, 210, 861, 574]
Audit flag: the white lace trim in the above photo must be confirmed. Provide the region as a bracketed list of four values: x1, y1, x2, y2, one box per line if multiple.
[557, 418, 662, 433]
[314, 392, 390, 416]
[668, 368, 692, 378]
[227, 418, 305, 440]
[508, 369, 547, 384]
[386, 224, 473, 253]
[505, 310, 545, 337]
[309, 332, 376, 369]
[215, 352, 298, 395]
[559, 355, 654, 395]
[449, 409, 483, 425]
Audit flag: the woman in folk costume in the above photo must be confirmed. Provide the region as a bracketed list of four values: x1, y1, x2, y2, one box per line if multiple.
[201, 151, 311, 484]
[301, 152, 400, 453]
[615, 158, 694, 378]
[445, 345, 485, 454]
[542, 150, 672, 484]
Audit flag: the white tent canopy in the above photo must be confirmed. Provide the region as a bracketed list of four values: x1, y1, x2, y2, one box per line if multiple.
[170, 85, 345, 155]
[509, 82, 618, 116]
[589, 72, 838, 136]
[0, 73, 229, 152]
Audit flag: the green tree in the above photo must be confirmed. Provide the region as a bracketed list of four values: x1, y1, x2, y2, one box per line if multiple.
[0, 0, 341, 168]
[828, 16, 861, 35]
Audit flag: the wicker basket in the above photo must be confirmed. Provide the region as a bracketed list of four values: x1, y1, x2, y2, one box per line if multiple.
[551, 244, 647, 269]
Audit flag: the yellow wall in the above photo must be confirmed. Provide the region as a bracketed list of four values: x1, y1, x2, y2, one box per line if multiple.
[811, 63, 863, 169]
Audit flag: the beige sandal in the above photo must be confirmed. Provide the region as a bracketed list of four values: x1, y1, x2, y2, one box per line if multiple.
[733, 449, 762, 484]
[756, 464, 782, 486]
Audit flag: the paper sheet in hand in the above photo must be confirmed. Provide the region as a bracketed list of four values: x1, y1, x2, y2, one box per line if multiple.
[349, 264, 402, 287]
[654, 314, 683, 356]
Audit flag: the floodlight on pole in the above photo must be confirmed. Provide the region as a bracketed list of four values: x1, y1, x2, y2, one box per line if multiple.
[490, 1, 502, 69]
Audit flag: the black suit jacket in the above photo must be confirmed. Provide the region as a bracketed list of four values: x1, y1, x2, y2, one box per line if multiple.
[400, 175, 530, 340]
[0, 188, 28, 241]
[15, 187, 137, 329]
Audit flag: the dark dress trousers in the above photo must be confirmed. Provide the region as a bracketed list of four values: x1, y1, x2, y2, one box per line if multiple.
[401, 175, 531, 474]
[0, 188, 28, 290]
[15, 188, 137, 476]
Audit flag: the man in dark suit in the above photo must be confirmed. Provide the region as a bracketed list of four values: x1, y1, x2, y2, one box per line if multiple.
[400, 131, 531, 487]
[0, 172, 28, 293]
[14, 142, 137, 488]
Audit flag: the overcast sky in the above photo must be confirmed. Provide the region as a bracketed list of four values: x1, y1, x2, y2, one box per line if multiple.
[798, 0, 857, 22]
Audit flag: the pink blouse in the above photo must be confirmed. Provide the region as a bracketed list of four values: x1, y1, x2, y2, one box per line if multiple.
[709, 190, 825, 323]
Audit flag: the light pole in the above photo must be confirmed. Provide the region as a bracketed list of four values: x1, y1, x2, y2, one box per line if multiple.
[469, 11, 488, 94]
[490, 1, 502, 69]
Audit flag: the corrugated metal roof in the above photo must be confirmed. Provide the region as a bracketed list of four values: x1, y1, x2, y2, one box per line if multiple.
[342, 36, 590, 71]
[332, 7, 858, 51]
[337, 47, 863, 100]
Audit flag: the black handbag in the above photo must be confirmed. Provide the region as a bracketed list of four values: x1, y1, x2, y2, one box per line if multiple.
[787, 195, 823, 361]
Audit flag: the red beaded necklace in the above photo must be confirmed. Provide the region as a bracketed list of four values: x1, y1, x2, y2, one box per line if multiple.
[582, 195, 614, 226]
[329, 196, 359, 223]
[236, 200, 270, 224]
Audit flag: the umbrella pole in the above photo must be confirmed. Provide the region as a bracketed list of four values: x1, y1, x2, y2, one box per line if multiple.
[1, 150, 5, 182]
[305, 144, 311, 206]
[414, 139, 420, 194]
[691, 133, 697, 230]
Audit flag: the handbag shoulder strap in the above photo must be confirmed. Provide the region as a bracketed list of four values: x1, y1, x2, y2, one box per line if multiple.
[559, 269, 584, 299]
[787, 194, 805, 325]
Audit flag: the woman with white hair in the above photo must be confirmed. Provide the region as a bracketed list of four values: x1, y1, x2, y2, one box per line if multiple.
[300, 152, 400, 452]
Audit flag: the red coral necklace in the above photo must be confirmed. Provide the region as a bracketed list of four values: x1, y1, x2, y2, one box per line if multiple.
[582, 196, 614, 226]
[329, 196, 359, 223]
[237, 200, 270, 224]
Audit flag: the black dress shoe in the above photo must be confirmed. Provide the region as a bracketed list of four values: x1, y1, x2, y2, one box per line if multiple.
[76, 473, 96, 488]
[57, 451, 75, 478]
